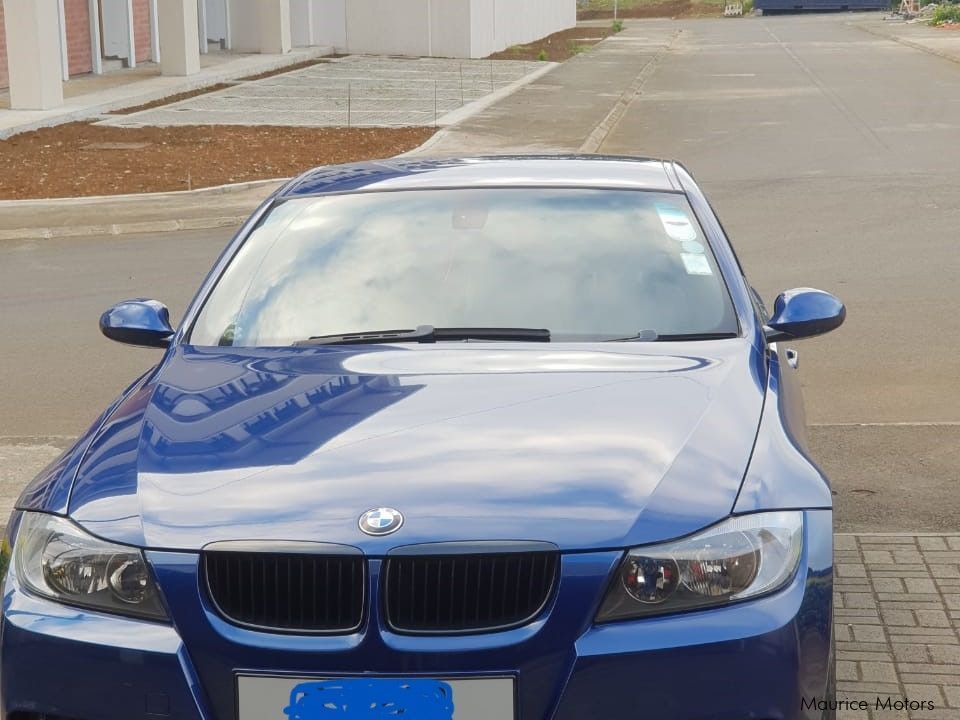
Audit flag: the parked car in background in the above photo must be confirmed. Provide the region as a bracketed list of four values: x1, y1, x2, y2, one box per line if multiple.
[755, 0, 887, 13]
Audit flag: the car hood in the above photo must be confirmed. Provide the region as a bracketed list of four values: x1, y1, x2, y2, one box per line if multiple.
[69, 342, 765, 552]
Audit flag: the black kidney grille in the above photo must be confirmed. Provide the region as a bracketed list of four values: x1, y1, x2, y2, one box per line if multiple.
[204, 553, 364, 633]
[384, 552, 559, 633]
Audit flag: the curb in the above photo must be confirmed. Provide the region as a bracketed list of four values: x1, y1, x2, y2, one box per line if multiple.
[850, 20, 960, 66]
[0, 215, 249, 242]
[434, 61, 559, 128]
[0, 176, 286, 206]
[397, 127, 453, 157]
[0, 178, 286, 242]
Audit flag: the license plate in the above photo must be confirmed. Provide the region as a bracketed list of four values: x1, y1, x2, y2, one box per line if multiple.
[237, 674, 515, 720]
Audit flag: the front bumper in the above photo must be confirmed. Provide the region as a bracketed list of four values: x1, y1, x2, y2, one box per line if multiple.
[0, 510, 832, 720]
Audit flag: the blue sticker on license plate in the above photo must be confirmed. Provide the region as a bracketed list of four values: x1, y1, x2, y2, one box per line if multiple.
[283, 678, 454, 719]
[237, 674, 514, 720]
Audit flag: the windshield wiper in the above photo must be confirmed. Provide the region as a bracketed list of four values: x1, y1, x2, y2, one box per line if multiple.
[297, 325, 551, 346]
[607, 330, 739, 342]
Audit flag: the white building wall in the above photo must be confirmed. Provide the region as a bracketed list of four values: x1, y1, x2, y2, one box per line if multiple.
[258, 0, 292, 54]
[290, 0, 346, 49]
[430, 0, 472, 58]
[469, 0, 496, 57]
[489, 0, 575, 55]
[227, 0, 261, 51]
[345, 0, 432, 57]
[312, 0, 346, 49]
[345, 0, 574, 59]
[210, 0, 573, 59]
[290, 0, 311, 46]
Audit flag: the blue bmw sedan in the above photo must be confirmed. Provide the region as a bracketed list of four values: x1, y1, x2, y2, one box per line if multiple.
[2, 156, 844, 720]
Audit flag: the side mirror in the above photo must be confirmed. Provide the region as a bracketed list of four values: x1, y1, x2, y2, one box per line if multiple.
[99, 299, 174, 348]
[764, 288, 845, 343]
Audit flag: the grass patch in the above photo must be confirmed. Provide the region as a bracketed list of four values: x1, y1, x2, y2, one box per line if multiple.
[931, 2, 960, 23]
[580, 0, 653, 10]
[486, 26, 615, 62]
[578, 0, 725, 18]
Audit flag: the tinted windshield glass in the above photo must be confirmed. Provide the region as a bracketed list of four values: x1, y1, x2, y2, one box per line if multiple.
[190, 189, 738, 346]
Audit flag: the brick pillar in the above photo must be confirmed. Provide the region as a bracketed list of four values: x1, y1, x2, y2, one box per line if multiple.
[3, 0, 64, 109]
[157, 0, 200, 75]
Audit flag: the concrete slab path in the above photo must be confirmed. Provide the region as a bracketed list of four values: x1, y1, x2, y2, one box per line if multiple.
[414, 21, 682, 155]
[0, 179, 281, 241]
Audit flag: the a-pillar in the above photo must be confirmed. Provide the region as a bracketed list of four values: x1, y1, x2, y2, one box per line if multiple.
[258, 0, 291, 54]
[3, 0, 64, 110]
[157, 0, 201, 76]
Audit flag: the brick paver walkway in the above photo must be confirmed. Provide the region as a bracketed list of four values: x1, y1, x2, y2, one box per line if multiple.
[836, 534, 960, 719]
[100, 55, 547, 129]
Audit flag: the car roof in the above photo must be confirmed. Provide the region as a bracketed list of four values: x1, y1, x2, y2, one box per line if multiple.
[280, 155, 681, 198]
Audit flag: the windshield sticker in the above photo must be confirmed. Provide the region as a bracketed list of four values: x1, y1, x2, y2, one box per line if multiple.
[283, 679, 454, 719]
[681, 253, 713, 276]
[681, 240, 705, 255]
[656, 205, 698, 242]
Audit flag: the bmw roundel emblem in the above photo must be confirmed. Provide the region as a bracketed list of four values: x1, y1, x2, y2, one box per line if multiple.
[358, 507, 404, 536]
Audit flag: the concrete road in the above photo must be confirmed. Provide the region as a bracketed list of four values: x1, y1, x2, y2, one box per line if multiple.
[600, 14, 960, 425]
[0, 228, 234, 437]
[0, 228, 234, 515]
[2, 13, 959, 532]
[597, 14, 960, 532]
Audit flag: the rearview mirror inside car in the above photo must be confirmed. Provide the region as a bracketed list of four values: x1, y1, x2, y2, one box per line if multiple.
[764, 288, 845, 343]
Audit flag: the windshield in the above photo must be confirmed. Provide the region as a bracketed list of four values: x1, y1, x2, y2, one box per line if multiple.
[189, 188, 739, 346]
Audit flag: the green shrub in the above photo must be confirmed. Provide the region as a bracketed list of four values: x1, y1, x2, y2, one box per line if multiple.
[612, 19, 624, 32]
[932, 3, 960, 23]
[537, 48, 548, 61]
[743, 0, 754, 11]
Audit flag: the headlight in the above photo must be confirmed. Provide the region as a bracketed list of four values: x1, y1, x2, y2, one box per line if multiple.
[596, 511, 803, 622]
[14, 512, 168, 621]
